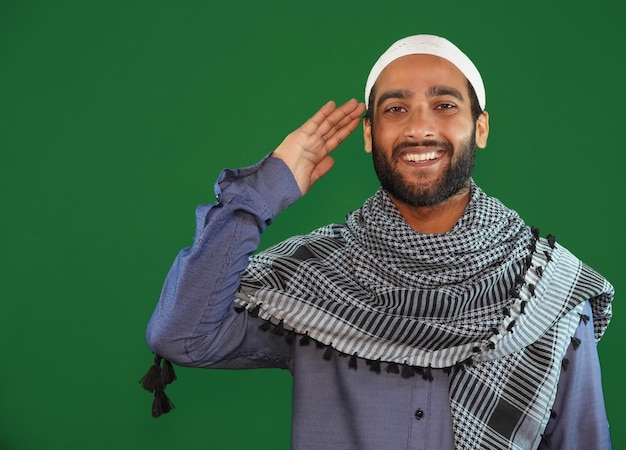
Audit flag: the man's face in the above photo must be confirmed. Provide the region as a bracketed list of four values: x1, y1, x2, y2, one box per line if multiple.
[363, 54, 489, 207]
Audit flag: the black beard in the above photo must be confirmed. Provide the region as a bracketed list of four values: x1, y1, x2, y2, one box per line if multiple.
[371, 130, 476, 207]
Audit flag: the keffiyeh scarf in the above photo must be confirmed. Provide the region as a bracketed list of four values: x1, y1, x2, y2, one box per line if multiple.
[234, 182, 613, 449]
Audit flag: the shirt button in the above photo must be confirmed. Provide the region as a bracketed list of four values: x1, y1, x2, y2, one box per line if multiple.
[414, 409, 424, 420]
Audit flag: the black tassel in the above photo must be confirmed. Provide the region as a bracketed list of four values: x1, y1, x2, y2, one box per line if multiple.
[506, 320, 516, 333]
[514, 274, 525, 285]
[299, 333, 311, 346]
[462, 356, 474, 367]
[401, 363, 415, 379]
[535, 266, 543, 278]
[259, 321, 272, 332]
[562, 358, 570, 371]
[547, 234, 557, 249]
[528, 284, 536, 296]
[315, 341, 326, 350]
[160, 359, 177, 386]
[508, 287, 520, 298]
[139, 355, 162, 392]
[502, 306, 511, 317]
[571, 337, 581, 350]
[472, 346, 481, 353]
[249, 304, 261, 318]
[525, 254, 533, 269]
[386, 362, 399, 374]
[141, 354, 177, 418]
[491, 327, 500, 336]
[541, 433, 553, 449]
[550, 409, 558, 419]
[487, 341, 496, 350]
[443, 367, 452, 374]
[543, 250, 552, 262]
[531, 226, 540, 240]
[580, 313, 590, 325]
[271, 320, 286, 336]
[422, 366, 433, 382]
[348, 353, 358, 370]
[323, 345, 333, 360]
[152, 388, 174, 418]
[368, 359, 381, 374]
[285, 331, 296, 346]
[233, 305, 246, 314]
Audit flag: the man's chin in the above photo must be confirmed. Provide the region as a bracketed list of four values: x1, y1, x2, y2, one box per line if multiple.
[388, 187, 443, 208]
[389, 179, 468, 208]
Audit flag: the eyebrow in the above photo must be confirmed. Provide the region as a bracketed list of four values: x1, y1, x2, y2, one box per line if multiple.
[376, 89, 413, 108]
[376, 85, 465, 109]
[427, 85, 465, 102]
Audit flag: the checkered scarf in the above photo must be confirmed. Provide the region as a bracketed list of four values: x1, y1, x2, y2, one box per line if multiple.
[235, 182, 613, 449]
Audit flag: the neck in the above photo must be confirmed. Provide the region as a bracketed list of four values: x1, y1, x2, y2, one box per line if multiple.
[390, 186, 471, 234]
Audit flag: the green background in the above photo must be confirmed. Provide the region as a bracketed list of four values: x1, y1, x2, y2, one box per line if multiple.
[1, 1, 624, 449]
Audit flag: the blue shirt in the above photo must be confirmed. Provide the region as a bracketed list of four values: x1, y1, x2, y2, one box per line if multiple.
[146, 156, 612, 449]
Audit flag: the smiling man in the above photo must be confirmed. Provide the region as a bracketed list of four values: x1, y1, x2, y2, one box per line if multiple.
[145, 35, 614, 449]
[364, 51, 489, 233]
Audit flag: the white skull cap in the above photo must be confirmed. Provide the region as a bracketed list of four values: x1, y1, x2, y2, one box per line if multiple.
[365, 34, 485, 110]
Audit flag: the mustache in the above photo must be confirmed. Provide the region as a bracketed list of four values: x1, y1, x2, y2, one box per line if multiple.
[393, 139, 453, 154]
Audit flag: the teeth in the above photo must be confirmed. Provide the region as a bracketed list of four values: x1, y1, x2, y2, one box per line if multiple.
[404, 151, 438, 162]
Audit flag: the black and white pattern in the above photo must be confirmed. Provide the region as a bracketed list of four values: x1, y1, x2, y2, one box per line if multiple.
[235, 182, 613, 449]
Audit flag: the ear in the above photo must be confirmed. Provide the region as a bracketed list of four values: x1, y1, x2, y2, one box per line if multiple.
[475, 111, 489, 149]
[363, 117, 372, 153]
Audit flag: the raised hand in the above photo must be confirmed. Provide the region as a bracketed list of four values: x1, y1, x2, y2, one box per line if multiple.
[271, 99, 366, 195]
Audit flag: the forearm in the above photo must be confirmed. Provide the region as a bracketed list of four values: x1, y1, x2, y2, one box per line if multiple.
[146, 155, 301, 366]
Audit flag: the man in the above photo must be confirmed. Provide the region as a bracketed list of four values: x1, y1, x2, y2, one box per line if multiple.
[144, 35, 614, 449]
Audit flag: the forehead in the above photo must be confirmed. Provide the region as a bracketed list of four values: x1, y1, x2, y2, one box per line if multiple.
[374, 54, 468, 98]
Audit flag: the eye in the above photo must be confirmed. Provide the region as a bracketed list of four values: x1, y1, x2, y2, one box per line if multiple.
[384, 105, 406, 114]
[435, 103, 457, 111]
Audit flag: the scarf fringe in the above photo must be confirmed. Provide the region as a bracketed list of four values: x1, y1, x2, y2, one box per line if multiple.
[139, 354, 177, 417]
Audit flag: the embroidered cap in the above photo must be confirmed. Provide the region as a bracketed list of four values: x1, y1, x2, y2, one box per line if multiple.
[364, 34, 486, 110]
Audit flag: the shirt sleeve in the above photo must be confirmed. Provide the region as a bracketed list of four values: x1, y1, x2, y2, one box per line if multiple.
[145, 155, 301, 369]
[538, 300, 612, 450]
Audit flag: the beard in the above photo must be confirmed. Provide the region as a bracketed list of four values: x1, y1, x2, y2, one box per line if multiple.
[371, 129, 477, 207]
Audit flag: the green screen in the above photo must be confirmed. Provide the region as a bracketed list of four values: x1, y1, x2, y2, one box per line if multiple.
[1, 1, 624, 448]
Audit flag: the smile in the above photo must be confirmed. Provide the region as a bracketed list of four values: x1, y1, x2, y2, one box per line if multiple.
[402, 151, 443, 163]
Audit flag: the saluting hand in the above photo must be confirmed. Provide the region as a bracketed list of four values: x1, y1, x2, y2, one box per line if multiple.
[271, 99, 366, 195]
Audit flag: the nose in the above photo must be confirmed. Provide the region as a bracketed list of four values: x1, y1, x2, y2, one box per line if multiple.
[404, 107, 435, 139]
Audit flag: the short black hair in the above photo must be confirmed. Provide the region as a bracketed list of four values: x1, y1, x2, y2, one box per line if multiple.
[466, 79, 483, 121]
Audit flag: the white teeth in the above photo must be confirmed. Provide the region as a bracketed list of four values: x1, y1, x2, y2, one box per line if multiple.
[404, 152, 438, 162]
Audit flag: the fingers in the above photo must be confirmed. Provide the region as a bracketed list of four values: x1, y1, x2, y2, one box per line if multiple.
[322, 112, 363, 152]
[271, 99, 365, 196]
[301, 99, 366, 147]
[299, 101, 338, 136]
